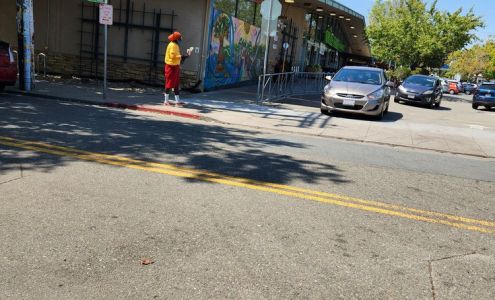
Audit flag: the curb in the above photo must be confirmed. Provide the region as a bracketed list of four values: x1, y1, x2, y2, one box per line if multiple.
[5, 90, 492, 159]
[5, 90, 202, 120]
[219, 122, 495, 160]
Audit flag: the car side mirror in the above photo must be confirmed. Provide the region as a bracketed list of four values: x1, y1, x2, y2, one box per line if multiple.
[386, 81, 395, 88]
[325, 75, 332, 81]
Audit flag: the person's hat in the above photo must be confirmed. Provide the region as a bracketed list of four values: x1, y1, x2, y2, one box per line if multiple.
[168, 31, 182, 42]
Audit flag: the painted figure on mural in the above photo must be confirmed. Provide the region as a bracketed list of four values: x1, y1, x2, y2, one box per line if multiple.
[164, 31, 193, 106]
[205, 8, 264, 90]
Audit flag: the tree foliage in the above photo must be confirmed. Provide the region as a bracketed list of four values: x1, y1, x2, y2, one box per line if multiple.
[367, 0, 484, 70]
[447, 40, 495, 80]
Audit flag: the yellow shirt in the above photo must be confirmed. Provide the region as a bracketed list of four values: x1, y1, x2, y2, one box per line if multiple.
[165, 42, 181, 65]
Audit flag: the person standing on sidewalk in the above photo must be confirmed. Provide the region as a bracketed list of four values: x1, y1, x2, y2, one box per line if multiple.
[164, 31, 193, 106]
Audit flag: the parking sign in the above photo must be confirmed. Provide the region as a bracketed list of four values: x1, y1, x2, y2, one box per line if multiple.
[99, 4, 113, 25]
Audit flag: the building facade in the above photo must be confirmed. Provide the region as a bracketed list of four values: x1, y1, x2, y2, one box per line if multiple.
[0, 0, 370, 91]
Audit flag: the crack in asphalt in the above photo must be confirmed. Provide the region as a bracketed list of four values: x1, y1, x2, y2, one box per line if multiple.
[0, 164, 24, 185]
[427, 251, 479, 300]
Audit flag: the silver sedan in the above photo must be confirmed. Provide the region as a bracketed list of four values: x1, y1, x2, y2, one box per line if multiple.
[321, 66, 394, 120]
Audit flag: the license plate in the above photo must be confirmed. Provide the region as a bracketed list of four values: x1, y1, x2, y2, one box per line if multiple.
[343, 99, 355, 106]
[407, 94, 415, 99]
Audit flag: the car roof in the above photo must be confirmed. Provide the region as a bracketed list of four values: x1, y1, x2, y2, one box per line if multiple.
[341, 66, 383, 72]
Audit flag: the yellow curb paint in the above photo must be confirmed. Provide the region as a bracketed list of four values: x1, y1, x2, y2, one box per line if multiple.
[1, 136, 494, 234]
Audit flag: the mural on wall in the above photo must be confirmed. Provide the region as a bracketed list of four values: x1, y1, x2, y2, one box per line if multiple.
[204, 8, 265, 90]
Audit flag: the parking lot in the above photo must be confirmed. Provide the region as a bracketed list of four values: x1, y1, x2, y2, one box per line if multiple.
[265, 91, 494, 157]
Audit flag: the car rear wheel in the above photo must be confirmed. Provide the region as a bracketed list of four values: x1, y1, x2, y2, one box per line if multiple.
[449, 90, 455, 95]
[472, 103, 478, 110]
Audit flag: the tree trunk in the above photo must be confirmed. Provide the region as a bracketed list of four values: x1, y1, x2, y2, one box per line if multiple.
[216, 36, 225, 72]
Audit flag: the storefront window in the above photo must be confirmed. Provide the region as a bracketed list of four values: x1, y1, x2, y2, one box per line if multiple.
[254, 3, 261, 27]
[302, 12, 347, 71]
[237, 0, 254, 24]
[215, 0, 236, 16]
[214, 0, 260, 27]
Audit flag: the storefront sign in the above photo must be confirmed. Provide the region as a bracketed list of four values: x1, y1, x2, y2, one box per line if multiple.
[324, 30, 345, 53]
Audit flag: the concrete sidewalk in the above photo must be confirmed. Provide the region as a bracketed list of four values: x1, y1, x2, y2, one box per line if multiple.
[4, 78, 495, 158]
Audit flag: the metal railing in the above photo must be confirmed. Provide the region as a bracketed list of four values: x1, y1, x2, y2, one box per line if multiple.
[36, 53, 46, 77]
[12, 50, 19, 75]
[257, 71, 333, 104]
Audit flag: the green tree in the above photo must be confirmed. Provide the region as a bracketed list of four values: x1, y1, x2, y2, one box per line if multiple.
[448, 40, 495, 80]
[214, 14, 231, 71]
[367, 0, 483, 70]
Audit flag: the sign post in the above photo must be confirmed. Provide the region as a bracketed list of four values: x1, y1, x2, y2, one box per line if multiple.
[16, 0, 35, 91]
[259, 0, 281, 102]
[98, 1, 112, 99]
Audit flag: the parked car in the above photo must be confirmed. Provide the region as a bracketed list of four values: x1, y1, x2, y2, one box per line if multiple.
[447, 81, 460, 94]
[395, 75, 442, 108]
[0, 41, 17, 92]
[320, 66, 393, 120]
[440, 78, 449, 93]
[462, 82, 477, 95]
[472, 83, 495, 110]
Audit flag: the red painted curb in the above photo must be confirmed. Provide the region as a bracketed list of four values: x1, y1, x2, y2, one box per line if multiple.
[103, 102, 201, 120]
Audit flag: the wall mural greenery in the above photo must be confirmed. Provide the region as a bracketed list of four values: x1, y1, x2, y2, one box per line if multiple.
[205, 7, 265, 90]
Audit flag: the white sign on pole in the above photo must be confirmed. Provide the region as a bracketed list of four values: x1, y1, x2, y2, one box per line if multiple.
[99, 4, 113, 25]
[99, 2, 111, 99]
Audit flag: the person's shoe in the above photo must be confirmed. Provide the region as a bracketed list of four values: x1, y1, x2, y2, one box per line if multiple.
[174, 95, 181, 106]
[163, 93, 170, 105]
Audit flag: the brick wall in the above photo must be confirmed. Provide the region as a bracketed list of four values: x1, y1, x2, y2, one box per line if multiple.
[38, 51, 199, 89]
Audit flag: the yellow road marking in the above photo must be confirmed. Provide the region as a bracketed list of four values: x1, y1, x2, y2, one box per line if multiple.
[1, 136, 494, 234]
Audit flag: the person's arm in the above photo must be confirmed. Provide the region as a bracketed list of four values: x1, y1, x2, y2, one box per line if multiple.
[180, 47, 193, 64]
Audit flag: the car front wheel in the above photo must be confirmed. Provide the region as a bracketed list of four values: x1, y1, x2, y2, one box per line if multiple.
[321, 108, 331, 116]
[472, 103, 478, 110]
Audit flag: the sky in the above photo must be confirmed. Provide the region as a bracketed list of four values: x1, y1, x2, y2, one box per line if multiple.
[337, 0, 494, 42]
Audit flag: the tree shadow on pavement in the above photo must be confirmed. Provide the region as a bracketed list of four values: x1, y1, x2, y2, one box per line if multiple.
[0, 95, 349, 185]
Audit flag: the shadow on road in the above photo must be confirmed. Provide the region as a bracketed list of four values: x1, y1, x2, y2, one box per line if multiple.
[0, 95, 350, 185]
[328, 111, 404, 122]
[395, 101, 452, 111]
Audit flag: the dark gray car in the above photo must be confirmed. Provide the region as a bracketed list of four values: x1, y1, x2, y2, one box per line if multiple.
[320, 66, 394, 120]
[395, 75, 443, 109]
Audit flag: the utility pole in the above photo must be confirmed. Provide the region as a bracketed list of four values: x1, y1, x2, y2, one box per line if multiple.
[16, 0, 34, 91]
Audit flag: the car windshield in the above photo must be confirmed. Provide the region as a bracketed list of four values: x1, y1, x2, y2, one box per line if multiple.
[479, 84, 495, 91]
[332, 69, 382, 85]
[404, 76, 436, 87]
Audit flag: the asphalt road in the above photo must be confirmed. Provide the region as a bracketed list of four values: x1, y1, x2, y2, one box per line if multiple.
[1, 95, 494, 299]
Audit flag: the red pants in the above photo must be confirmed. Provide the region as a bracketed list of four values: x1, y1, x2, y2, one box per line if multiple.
[165, 64, 180, 91]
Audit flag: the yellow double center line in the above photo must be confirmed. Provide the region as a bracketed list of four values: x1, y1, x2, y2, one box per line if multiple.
[1, 135, 494, 234]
